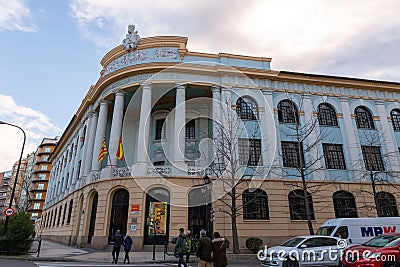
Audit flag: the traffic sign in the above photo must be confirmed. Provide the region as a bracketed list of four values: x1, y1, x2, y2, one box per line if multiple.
[4, 207, 14, 217]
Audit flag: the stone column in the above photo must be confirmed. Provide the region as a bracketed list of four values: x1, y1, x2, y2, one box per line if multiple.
[339, 96, 362, 180]
[134, 83, 152, 175]
[262, 87, 277, 171]
[91, 100, 109, 172]
[108, 90, 125, 167]
[79, 118, 92, 178]
[83, 111, 98, 176]
[376, 101, 400, 170]
[173, 83, 186, 169]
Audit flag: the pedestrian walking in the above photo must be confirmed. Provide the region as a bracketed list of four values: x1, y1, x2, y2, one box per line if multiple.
[112, 230, 123, 264]
[175, 227, 189, 267]
[186, 229, 193, 264]
[212, 232, 228, 267]
[196, 229, 213, 267]
[123, 233, 133, 264]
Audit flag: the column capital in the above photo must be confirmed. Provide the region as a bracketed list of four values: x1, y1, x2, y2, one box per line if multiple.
[112, 88, 125, 96]
[175, 82, 187, 89]
[221, 85, 232, 91]
[375, 100, 385, 106]
[339, 96, 349, 102]
[211, 85, 220, 92]
[99, 99, 111, 106]
[262, 87, 273, 95]
[140, 82, 152, 90]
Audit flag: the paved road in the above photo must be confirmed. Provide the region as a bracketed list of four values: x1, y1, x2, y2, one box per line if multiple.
[0, 259, 261, 267]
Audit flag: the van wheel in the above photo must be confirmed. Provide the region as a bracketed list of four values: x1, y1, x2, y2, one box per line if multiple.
[284, 259, 299, 267]
[384, 262, 400, 267]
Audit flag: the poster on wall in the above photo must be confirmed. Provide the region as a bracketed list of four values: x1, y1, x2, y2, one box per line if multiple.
[148, 201, 167, 236]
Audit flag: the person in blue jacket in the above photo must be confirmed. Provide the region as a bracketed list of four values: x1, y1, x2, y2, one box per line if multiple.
[123, 233, 133, 264]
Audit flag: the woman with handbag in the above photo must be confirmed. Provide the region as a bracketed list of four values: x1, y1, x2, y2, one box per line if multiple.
[212, 232, 228, 267]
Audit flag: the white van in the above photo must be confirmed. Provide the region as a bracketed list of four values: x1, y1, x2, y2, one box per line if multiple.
[315, 217, 400, 245]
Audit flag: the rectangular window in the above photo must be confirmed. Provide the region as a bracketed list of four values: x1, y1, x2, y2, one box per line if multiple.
[44, 148, 51, 153]
[37, 183, 45, 190]
[43, 156, 49, 161]
[35, 193, 43, 199]
[281, 141, 304, 168]
[239, 139, 262, 166]
[323, 144, 346, 169]
[39, 174, 46, 180]
[34, 203, 41, 209]
[41, 165, 47, 171]
[155, 119, 166, 140]
[185, 120, 195, 139]
[31, 213, 39, 220]
[361, 146, 385, 171]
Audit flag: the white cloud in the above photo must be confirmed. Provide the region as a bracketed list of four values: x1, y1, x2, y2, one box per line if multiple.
[0, 0, 37, 32]
[0, 94, 62, 172]
[69, 0, 400, 82]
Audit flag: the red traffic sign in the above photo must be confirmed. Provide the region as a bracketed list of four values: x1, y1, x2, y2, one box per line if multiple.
[4, 207, 14, 217]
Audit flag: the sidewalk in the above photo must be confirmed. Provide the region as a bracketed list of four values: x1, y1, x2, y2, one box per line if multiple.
[29, 239, 178, 263]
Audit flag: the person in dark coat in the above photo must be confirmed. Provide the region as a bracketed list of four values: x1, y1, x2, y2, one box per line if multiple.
[112, 230, 124, 264]
[196, 229, 213, 267]
[175, 227, 189, 267]
[212, 232, 228, 267]
[123, 233, 133, 264]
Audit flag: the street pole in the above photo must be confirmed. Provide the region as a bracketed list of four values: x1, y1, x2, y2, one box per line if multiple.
[0, 121, 26, 235]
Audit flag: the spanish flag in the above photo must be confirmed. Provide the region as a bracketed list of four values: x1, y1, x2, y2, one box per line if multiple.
[116, 136, 124, 161]
[98, 138, 108, 162]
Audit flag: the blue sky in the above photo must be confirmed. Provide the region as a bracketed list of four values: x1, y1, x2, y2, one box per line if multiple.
[1, 0, 400, 171]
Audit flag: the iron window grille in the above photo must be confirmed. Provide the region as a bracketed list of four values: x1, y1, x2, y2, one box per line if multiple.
[355, 107, 375, 129]
[318, 103, 338, 126]
[236, 97, 258, 120]
[238, 138, 262, 166]
[332, 190, 358, 218]
[376, 191, 399, 217]
[361, 146, 385, 171]
[278, 100, 299, 124]
[242, 189, 270, 220]
[281, 141, 304, 168]
[288, 189, 315, 220]
[322, 143, 346, 169]
[390, 109, 400, 131]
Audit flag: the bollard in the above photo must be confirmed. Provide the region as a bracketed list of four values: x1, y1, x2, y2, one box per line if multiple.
[37, 239, 42, 257]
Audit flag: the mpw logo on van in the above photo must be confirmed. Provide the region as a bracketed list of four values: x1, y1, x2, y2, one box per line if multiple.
[360, 226, 397, 237]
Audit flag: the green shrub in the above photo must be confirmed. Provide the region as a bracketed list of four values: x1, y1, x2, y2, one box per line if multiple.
[0, 212, 34, 254]
[246, 237, 263, 253]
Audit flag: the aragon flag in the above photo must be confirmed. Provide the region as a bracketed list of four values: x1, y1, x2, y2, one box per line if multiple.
[116, 136, 124, 161]
[97, 138, 108, 162]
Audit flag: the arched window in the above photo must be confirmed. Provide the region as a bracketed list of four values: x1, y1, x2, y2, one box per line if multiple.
[318, 103, 338, 126]
[390, 109, 400, 131]
[242, 189, 269, 220]
[332, 191, 358, 218]
[355, 106, 375, 129]
[288, 189, 315, 220]
[376, 191, 399, 217]
[236, 97, 258, 120]
[278, 100, 299, 124]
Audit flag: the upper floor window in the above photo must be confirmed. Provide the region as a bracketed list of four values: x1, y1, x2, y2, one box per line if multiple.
[288, 189, 315, 220]
[361, 146, 385, 171]
[355, 106, 375, 129]
[242, 189, 269, 220]
[39, 174, 46, 180]
[390, 109, 400, 131]
[35, 193, 43, 199]
[44, 147, 51, 153]
[33, 203, 41, 209]
[322, 144, 346, 169]
[186, 119, 195, 139]
[278, 100, 299, 124]
[41, 165, 48, 171]
[43, 156, 49, 161]
[318, 103, 338, 126]
[281, 141, 304, 168]
[238, 139, 262, 166]
[155, 119, 166, 140]
[236, 97, 258, 120]
[37, 183, 45, 190]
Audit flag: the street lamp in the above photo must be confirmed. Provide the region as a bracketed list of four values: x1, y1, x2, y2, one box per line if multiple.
[0, 121, 26, 235]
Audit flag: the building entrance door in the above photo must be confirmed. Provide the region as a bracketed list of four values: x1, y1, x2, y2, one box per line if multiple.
[108, 189, 129, 243]
[88, 192, 98, 244]
[188, 187, 213, 237]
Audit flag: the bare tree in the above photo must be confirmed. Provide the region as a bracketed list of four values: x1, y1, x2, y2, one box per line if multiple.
[354, 130, 400, 217]
[205, 92, 269, 253]
[273, 93, 341, 235]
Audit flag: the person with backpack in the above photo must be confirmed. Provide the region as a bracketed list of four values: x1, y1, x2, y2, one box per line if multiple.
[175, 227, 190, 267]
[111, 230, 123, 264]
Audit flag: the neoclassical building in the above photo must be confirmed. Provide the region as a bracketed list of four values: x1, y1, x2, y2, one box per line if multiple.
[42, 26, 400, 250]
